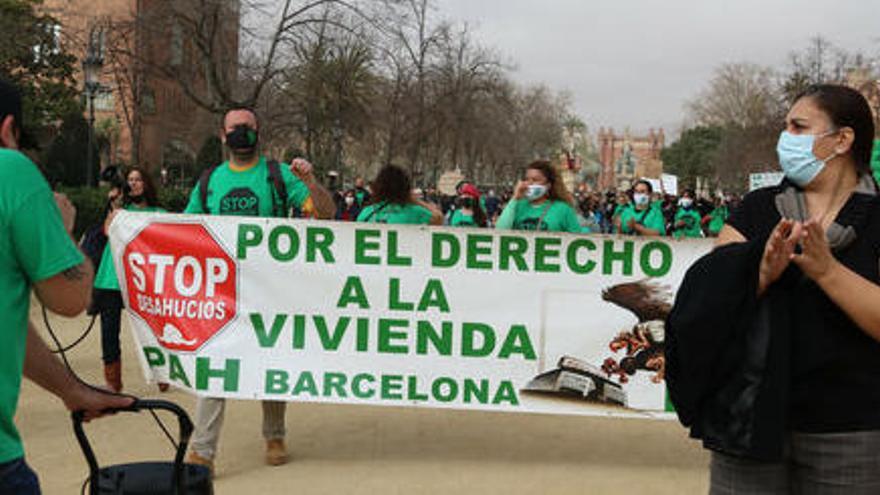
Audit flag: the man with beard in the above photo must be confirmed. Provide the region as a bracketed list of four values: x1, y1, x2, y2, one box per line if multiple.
[184, 107, 335, 474]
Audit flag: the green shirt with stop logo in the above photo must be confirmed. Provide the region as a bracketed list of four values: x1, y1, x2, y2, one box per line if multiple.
[357, 201, 432, 224]
[94, 205, 166, 290]
[184, 157, 312, 218]
[0, 149, 84, 464]
[673, 208, 703, 239]
[496, 199, 582, 233]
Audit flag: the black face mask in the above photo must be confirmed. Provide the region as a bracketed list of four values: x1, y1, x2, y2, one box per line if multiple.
[225, 125, 258, 156]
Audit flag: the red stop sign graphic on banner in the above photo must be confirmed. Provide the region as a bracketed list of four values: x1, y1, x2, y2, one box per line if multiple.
[123, 223, 237, 352]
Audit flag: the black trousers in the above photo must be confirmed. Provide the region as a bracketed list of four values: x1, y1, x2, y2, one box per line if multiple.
[95, 289, 124, 365]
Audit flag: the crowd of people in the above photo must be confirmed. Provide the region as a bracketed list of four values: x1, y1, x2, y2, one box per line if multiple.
[326, 162, 738, 241]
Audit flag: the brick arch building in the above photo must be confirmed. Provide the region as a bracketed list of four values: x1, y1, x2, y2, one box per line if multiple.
[597, 127, 665, 191]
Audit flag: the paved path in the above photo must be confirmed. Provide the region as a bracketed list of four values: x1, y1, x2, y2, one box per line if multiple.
[18, 309, 709, 494]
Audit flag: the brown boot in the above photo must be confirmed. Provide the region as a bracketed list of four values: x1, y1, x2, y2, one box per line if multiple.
[186, 451, 214, 477]
[265, 439, 288, 466]
[104, 361, 122, 392]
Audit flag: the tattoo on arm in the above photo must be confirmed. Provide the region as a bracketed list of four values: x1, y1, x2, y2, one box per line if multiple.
[62, 264, 86, 281]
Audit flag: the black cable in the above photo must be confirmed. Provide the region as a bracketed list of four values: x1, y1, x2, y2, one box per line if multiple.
[43, 305, 97, 354]
[40, 303, 180, 453]
[149, 409, 179, 450]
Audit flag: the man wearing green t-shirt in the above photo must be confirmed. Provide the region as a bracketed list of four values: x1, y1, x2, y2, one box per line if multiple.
[186, 107, 335, 474]
[0, 80, 131, 494]
[353, 176, 371, 208]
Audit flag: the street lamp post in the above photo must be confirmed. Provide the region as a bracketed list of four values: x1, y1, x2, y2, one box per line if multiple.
[82, 40, 103, 187]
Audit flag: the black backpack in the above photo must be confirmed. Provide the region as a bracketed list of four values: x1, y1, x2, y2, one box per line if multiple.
[79, 223, 108, 270]
[198, 159, 289, 217]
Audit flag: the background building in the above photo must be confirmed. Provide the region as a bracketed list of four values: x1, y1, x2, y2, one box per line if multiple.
[42, 0, 240, 181]
[597, 127, 664, 190]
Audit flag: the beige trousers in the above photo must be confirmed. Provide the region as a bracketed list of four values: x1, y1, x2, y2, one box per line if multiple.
[190, 398, 286, 460]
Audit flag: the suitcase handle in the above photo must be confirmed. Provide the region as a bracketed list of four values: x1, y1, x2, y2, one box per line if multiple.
[72, 399, 193, 495]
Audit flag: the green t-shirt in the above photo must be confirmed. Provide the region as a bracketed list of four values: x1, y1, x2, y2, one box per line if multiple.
[0, 149, 84, 463]
[673, 208, 702, 239]
[871, 139, 880, 184]
[354, 188, 369, 208]
[497, 199, 582, 233]
[94, 205, 166, 290]
[449, 209, 478, 227]
[357, 202, 432, 225]
[619, 204, 666, 235]
[184, 157, 312, 217]
[708, 205, 729, 235]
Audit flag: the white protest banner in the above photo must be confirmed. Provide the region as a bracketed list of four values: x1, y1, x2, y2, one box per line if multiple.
[660, 174, 678, 196]
[110, 212, 712, 419]
[641, 177, 662, 195]
[749, 171, 784, 191]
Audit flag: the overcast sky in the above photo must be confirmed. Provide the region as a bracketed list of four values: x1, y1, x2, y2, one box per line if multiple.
[440, 0, 879, 140]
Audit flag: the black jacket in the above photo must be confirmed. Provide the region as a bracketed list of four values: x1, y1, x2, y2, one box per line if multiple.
[666, 237, 793, 461]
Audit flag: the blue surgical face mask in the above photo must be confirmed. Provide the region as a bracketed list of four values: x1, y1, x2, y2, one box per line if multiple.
[525, 184, 548, 202]
[776, 130, 838, 187]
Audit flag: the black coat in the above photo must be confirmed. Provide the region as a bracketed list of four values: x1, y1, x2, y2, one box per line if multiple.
[666, 237, 792, 461]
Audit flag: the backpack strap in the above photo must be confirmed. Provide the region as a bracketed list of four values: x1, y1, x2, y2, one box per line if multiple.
[267, 159, 289, 218]
[536, 201, 553, 231]
[198, 165, 220, 214]
[364, 202, 389, 223]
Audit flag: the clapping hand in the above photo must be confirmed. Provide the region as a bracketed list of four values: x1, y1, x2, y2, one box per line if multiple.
[791, 220, 836, 283]
[758, 219, 802, 295]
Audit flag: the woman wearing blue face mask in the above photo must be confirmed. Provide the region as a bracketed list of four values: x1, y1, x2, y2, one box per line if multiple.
[616, 179, 666, 236]
[667, 85, 880, 493]
[495, 160, 582, 233]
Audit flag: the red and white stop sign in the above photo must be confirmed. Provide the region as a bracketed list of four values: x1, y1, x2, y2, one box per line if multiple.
[123, 223, 237, 352]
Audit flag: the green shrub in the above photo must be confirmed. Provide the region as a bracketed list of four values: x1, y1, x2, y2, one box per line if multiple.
[58, 186, 111, 240]
[158, 187, 191, 213]
[61, 185, 193, 239]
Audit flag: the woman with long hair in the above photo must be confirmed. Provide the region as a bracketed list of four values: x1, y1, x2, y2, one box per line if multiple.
[668, 84, 880, 493]
[93, 167, 165, 392]
[357, 165, 443, 225]
[496, 160, 582, 233]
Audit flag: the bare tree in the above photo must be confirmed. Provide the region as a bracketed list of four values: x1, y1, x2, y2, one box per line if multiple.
[383, 0, 444, 179]
[685, 62, 785, 189]
[687, 62, 783, 130]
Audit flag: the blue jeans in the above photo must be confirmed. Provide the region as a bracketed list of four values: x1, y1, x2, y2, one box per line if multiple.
[0, 458, 40, 495]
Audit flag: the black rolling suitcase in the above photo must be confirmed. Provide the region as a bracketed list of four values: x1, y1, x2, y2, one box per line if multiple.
[72, 399, 213, 495]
